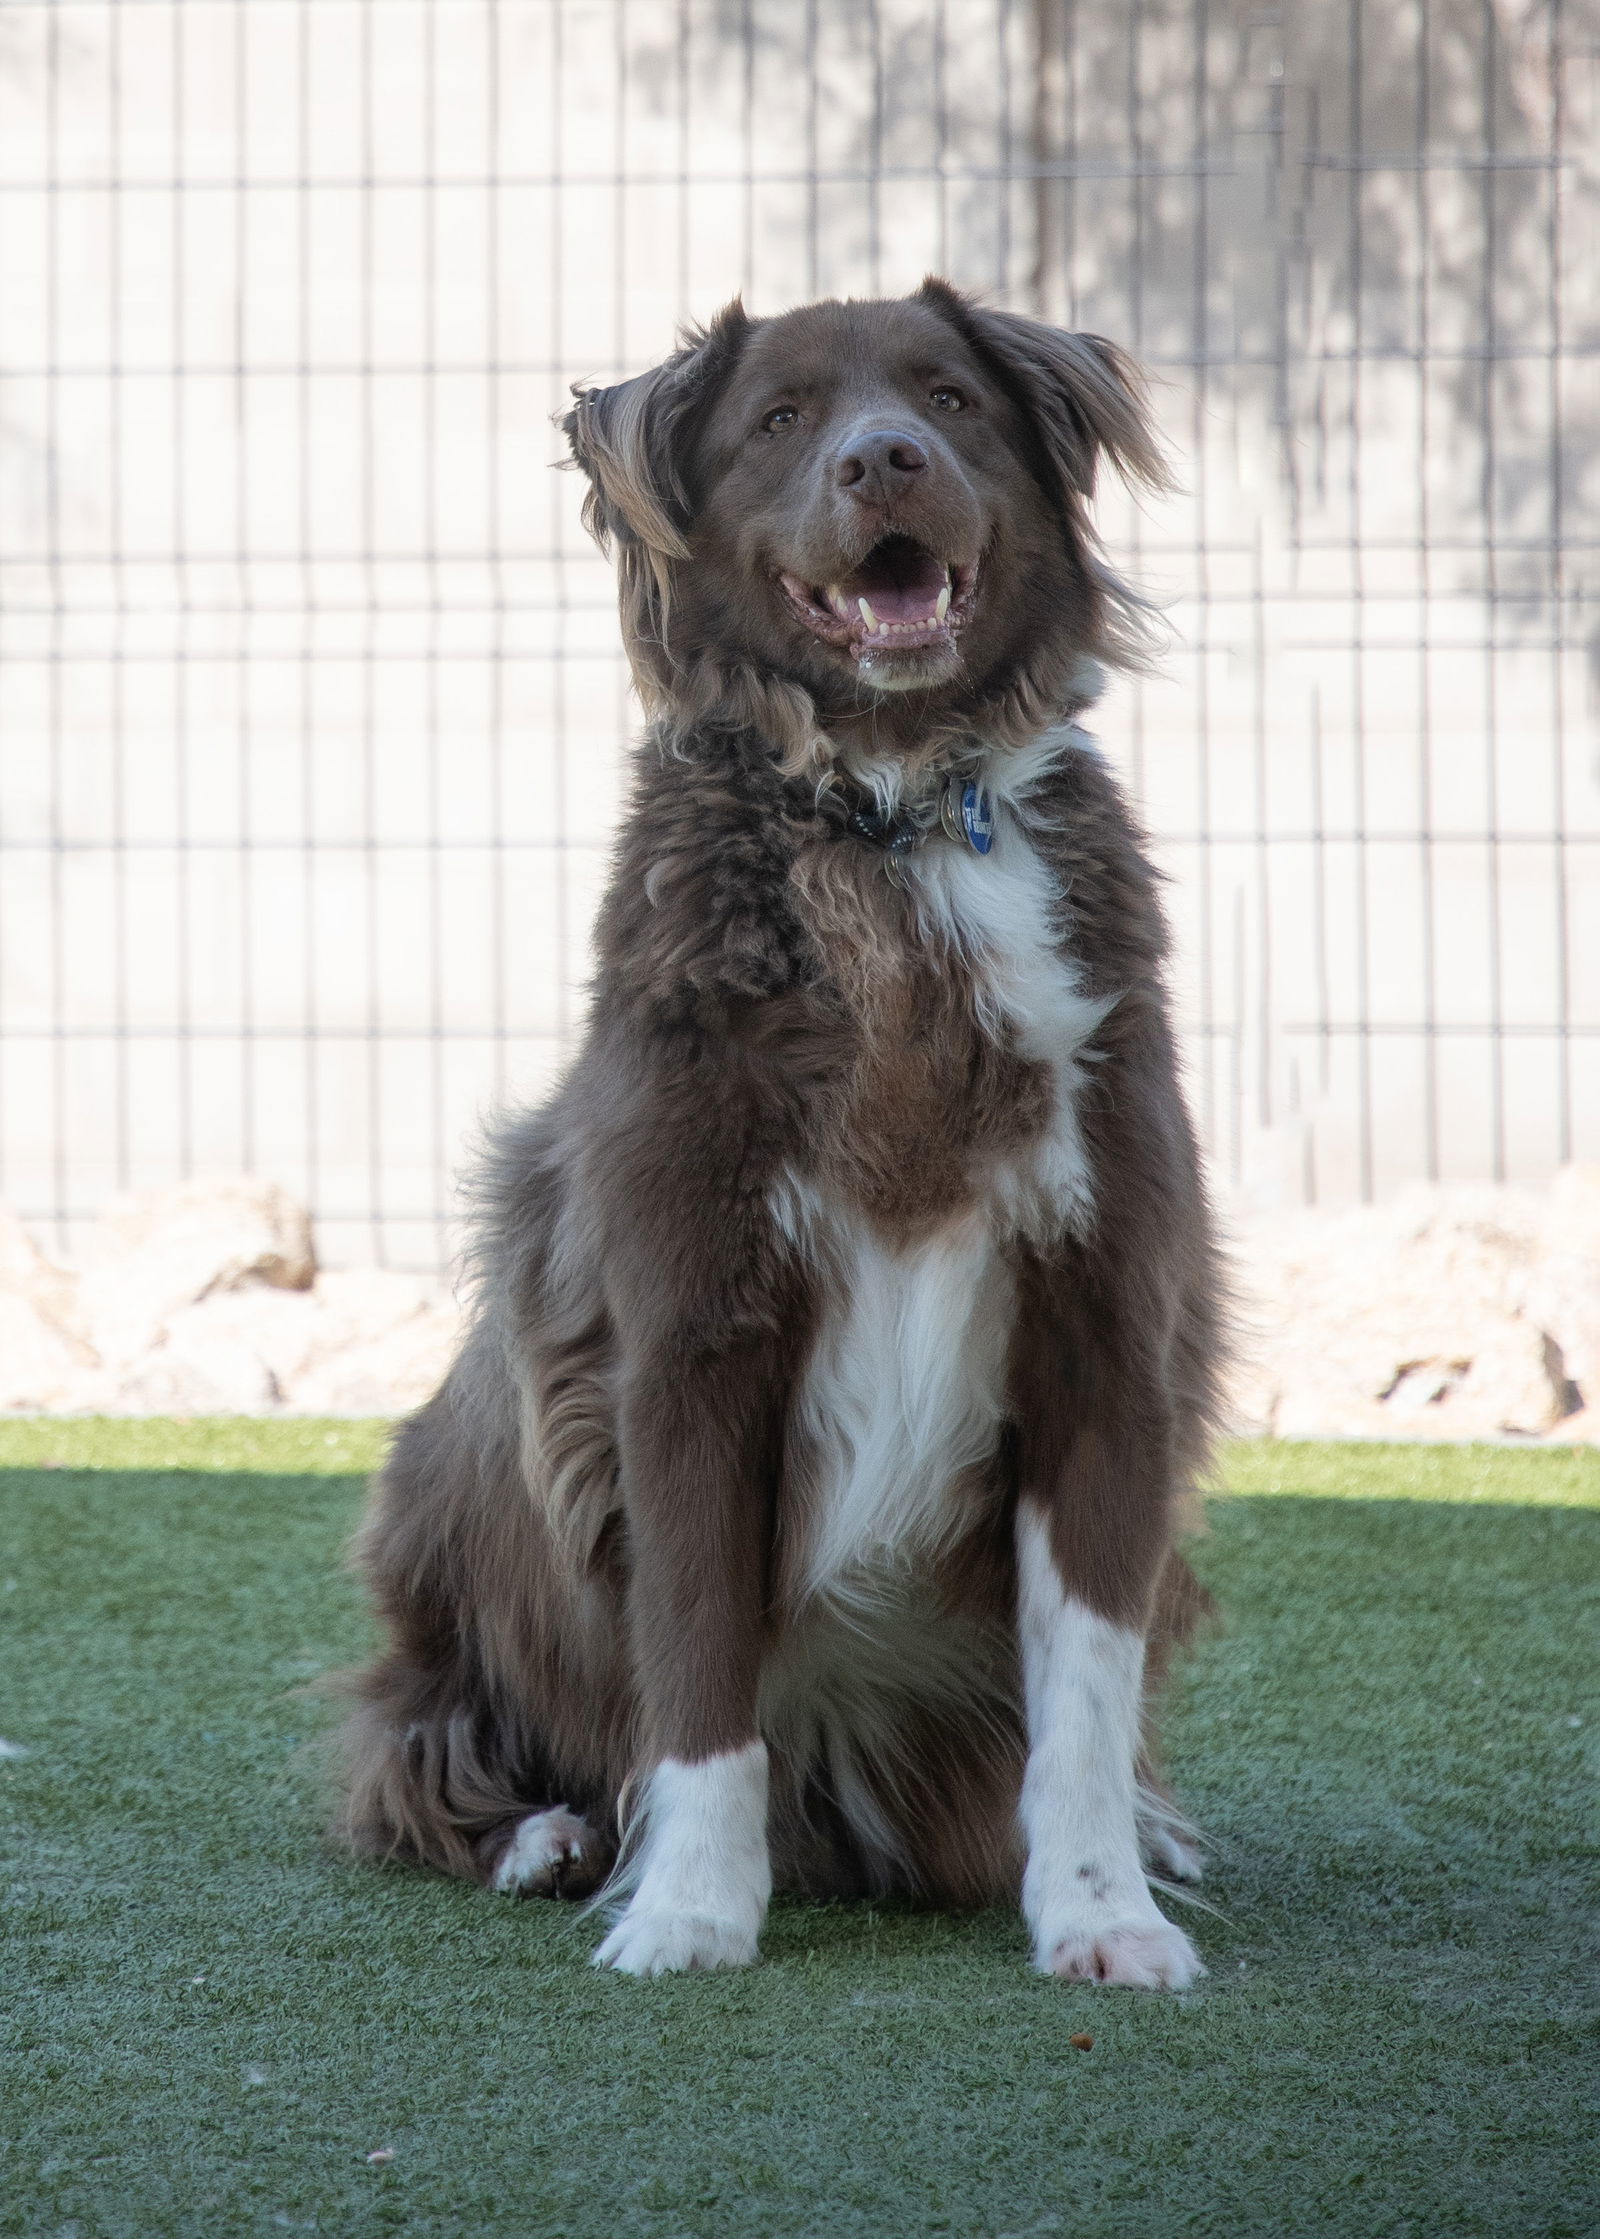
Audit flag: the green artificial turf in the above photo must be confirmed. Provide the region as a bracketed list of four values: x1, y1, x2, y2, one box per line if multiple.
[1, 1425, 1595, 2239]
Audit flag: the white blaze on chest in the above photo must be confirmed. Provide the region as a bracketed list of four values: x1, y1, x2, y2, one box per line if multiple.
[793, 1206, 1013, 1605]
[906, 750, 1113, 1237]
[786, 734, 1110, 1605]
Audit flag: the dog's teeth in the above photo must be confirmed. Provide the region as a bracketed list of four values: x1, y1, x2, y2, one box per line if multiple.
[935, 584, 951, 621]
[858, 596, 880, 630]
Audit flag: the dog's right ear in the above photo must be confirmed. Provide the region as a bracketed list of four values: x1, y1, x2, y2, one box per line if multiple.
[564, 300, 753, 562]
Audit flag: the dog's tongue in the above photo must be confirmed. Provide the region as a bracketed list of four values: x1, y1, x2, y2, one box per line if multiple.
[836, 540, 950, 626]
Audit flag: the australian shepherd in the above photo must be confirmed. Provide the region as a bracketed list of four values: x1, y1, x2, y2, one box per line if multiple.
[336, 279, 1224, 1988]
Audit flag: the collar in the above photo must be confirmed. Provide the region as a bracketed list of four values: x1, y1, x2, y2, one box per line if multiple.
[831, 764, 996, 882]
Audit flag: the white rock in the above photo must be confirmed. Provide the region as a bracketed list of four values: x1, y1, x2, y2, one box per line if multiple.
[91, 1265, 462, 1416]
[1547, 1404, 1600, 1447]
[78, 1177, 315, 1368]
[0, 1291, 99, 1412]
[0, 1204, 82, 1337]
[277, 1269, 462, 1414]
[85, 1175, 315, 1287]
[107, 1287, 323, 1412]
[109, 1322, 282, 1415]
[307, 1267, 435, 1345]
[283, 1303, 462, 1415]
[1227, 1176, 1595, 1442]
[1522, 1164, 1600, 1407]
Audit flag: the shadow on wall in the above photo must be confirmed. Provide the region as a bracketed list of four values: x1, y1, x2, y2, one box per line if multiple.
[658, 0, 1600, 626]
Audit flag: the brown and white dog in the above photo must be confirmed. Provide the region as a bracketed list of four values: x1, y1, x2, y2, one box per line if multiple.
[337, 280, 1224, 1988]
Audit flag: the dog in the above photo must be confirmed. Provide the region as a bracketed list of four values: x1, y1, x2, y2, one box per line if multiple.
[336, 279, 1224, 1988]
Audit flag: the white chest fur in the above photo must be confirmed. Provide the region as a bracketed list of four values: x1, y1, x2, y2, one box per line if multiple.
[906, 745, 1112, 1241]
[792, 1205, 1014, 1604]
[781, 730, 1110, 1607]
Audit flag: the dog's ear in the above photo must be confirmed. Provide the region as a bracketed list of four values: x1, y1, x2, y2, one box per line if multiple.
[564, 299, 753, 560]
[916, 277, 1173, 504]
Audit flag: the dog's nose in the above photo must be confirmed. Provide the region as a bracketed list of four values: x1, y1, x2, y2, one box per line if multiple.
[834, 429, 929, 492]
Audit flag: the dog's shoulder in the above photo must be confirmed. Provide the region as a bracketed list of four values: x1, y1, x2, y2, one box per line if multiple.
[591, 721, 824, 1023]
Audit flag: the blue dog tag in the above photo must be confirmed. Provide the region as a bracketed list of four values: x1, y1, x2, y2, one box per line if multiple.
[960, 779, 995, 854]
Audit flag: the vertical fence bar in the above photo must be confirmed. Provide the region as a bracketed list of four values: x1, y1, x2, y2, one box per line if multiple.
[45, 0, 66, 1252]
[1348, 0, 1374, 1200]
[235, 0, 256, 1180]
[487, 0, 508, 1112]
[550, 0, 571, 1052]
[107, 0, 130, 1206]
[1416, 0, 1441, 1181]
[1481, 0, 1506, 1182]
[1547, 0, 1572, 1165]
[359, 0, 382, 1260]
[297, 0, 320, 1238]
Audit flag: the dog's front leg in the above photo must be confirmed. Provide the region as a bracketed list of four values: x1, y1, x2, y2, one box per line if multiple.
[1010, 1297, 1203, 1990]
[592, 1334, 780, 1977]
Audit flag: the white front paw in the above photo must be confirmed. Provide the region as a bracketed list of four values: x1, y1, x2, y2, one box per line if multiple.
[593, 1744, 771, 1976]
[593, 1902, 760, 1976]
[1034, 1912, 1202, 1989]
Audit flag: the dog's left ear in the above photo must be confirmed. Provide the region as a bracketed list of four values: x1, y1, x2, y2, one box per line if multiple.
[564, 299, 753, 561]
[917, 277, 1173, 505]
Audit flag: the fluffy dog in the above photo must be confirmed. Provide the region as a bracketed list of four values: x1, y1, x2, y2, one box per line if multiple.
[337, 280, 1223, 1987]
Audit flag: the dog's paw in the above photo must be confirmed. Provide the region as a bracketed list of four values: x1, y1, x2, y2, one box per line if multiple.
[488, 1807, 594, 1897]
[1140, 1824, 1204, 1884]
[1038, 1917, 1203, 1990]
[592, 1904, 760, 1977]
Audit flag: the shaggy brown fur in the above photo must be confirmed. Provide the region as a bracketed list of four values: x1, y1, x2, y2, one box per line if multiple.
[335, 281, 1223, 1964]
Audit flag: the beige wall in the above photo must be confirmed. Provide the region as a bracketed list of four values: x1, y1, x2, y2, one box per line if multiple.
[1, 0, 1596, 1268]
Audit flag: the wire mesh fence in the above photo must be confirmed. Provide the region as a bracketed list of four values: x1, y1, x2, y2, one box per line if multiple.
[1, 0, 1596, 1271]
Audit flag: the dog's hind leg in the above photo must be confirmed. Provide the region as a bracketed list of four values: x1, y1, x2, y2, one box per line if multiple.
[335, 1375, 624, 1893]
[337, 1649, 611, 1891]
[484, 1805, 610, 1898]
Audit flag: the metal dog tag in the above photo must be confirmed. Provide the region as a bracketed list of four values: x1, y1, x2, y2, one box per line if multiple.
[958, 777, 994, 854]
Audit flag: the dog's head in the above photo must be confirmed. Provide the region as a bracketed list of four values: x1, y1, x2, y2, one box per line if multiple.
[565, 280, 1170, 748]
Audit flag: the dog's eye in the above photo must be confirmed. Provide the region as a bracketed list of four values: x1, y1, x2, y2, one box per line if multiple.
[929, 386, 967, 412]
[763, 405, 800, 433]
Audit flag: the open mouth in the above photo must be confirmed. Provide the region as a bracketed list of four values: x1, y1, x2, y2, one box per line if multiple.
[777, 535, 978, 660]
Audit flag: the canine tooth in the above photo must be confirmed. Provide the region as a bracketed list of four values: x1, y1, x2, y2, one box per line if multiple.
[935, 583, 951, 620]
[858, 596, 880, 630]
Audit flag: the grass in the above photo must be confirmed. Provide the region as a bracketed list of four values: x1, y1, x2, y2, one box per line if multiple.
[1, 1424, 1595, 2239]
